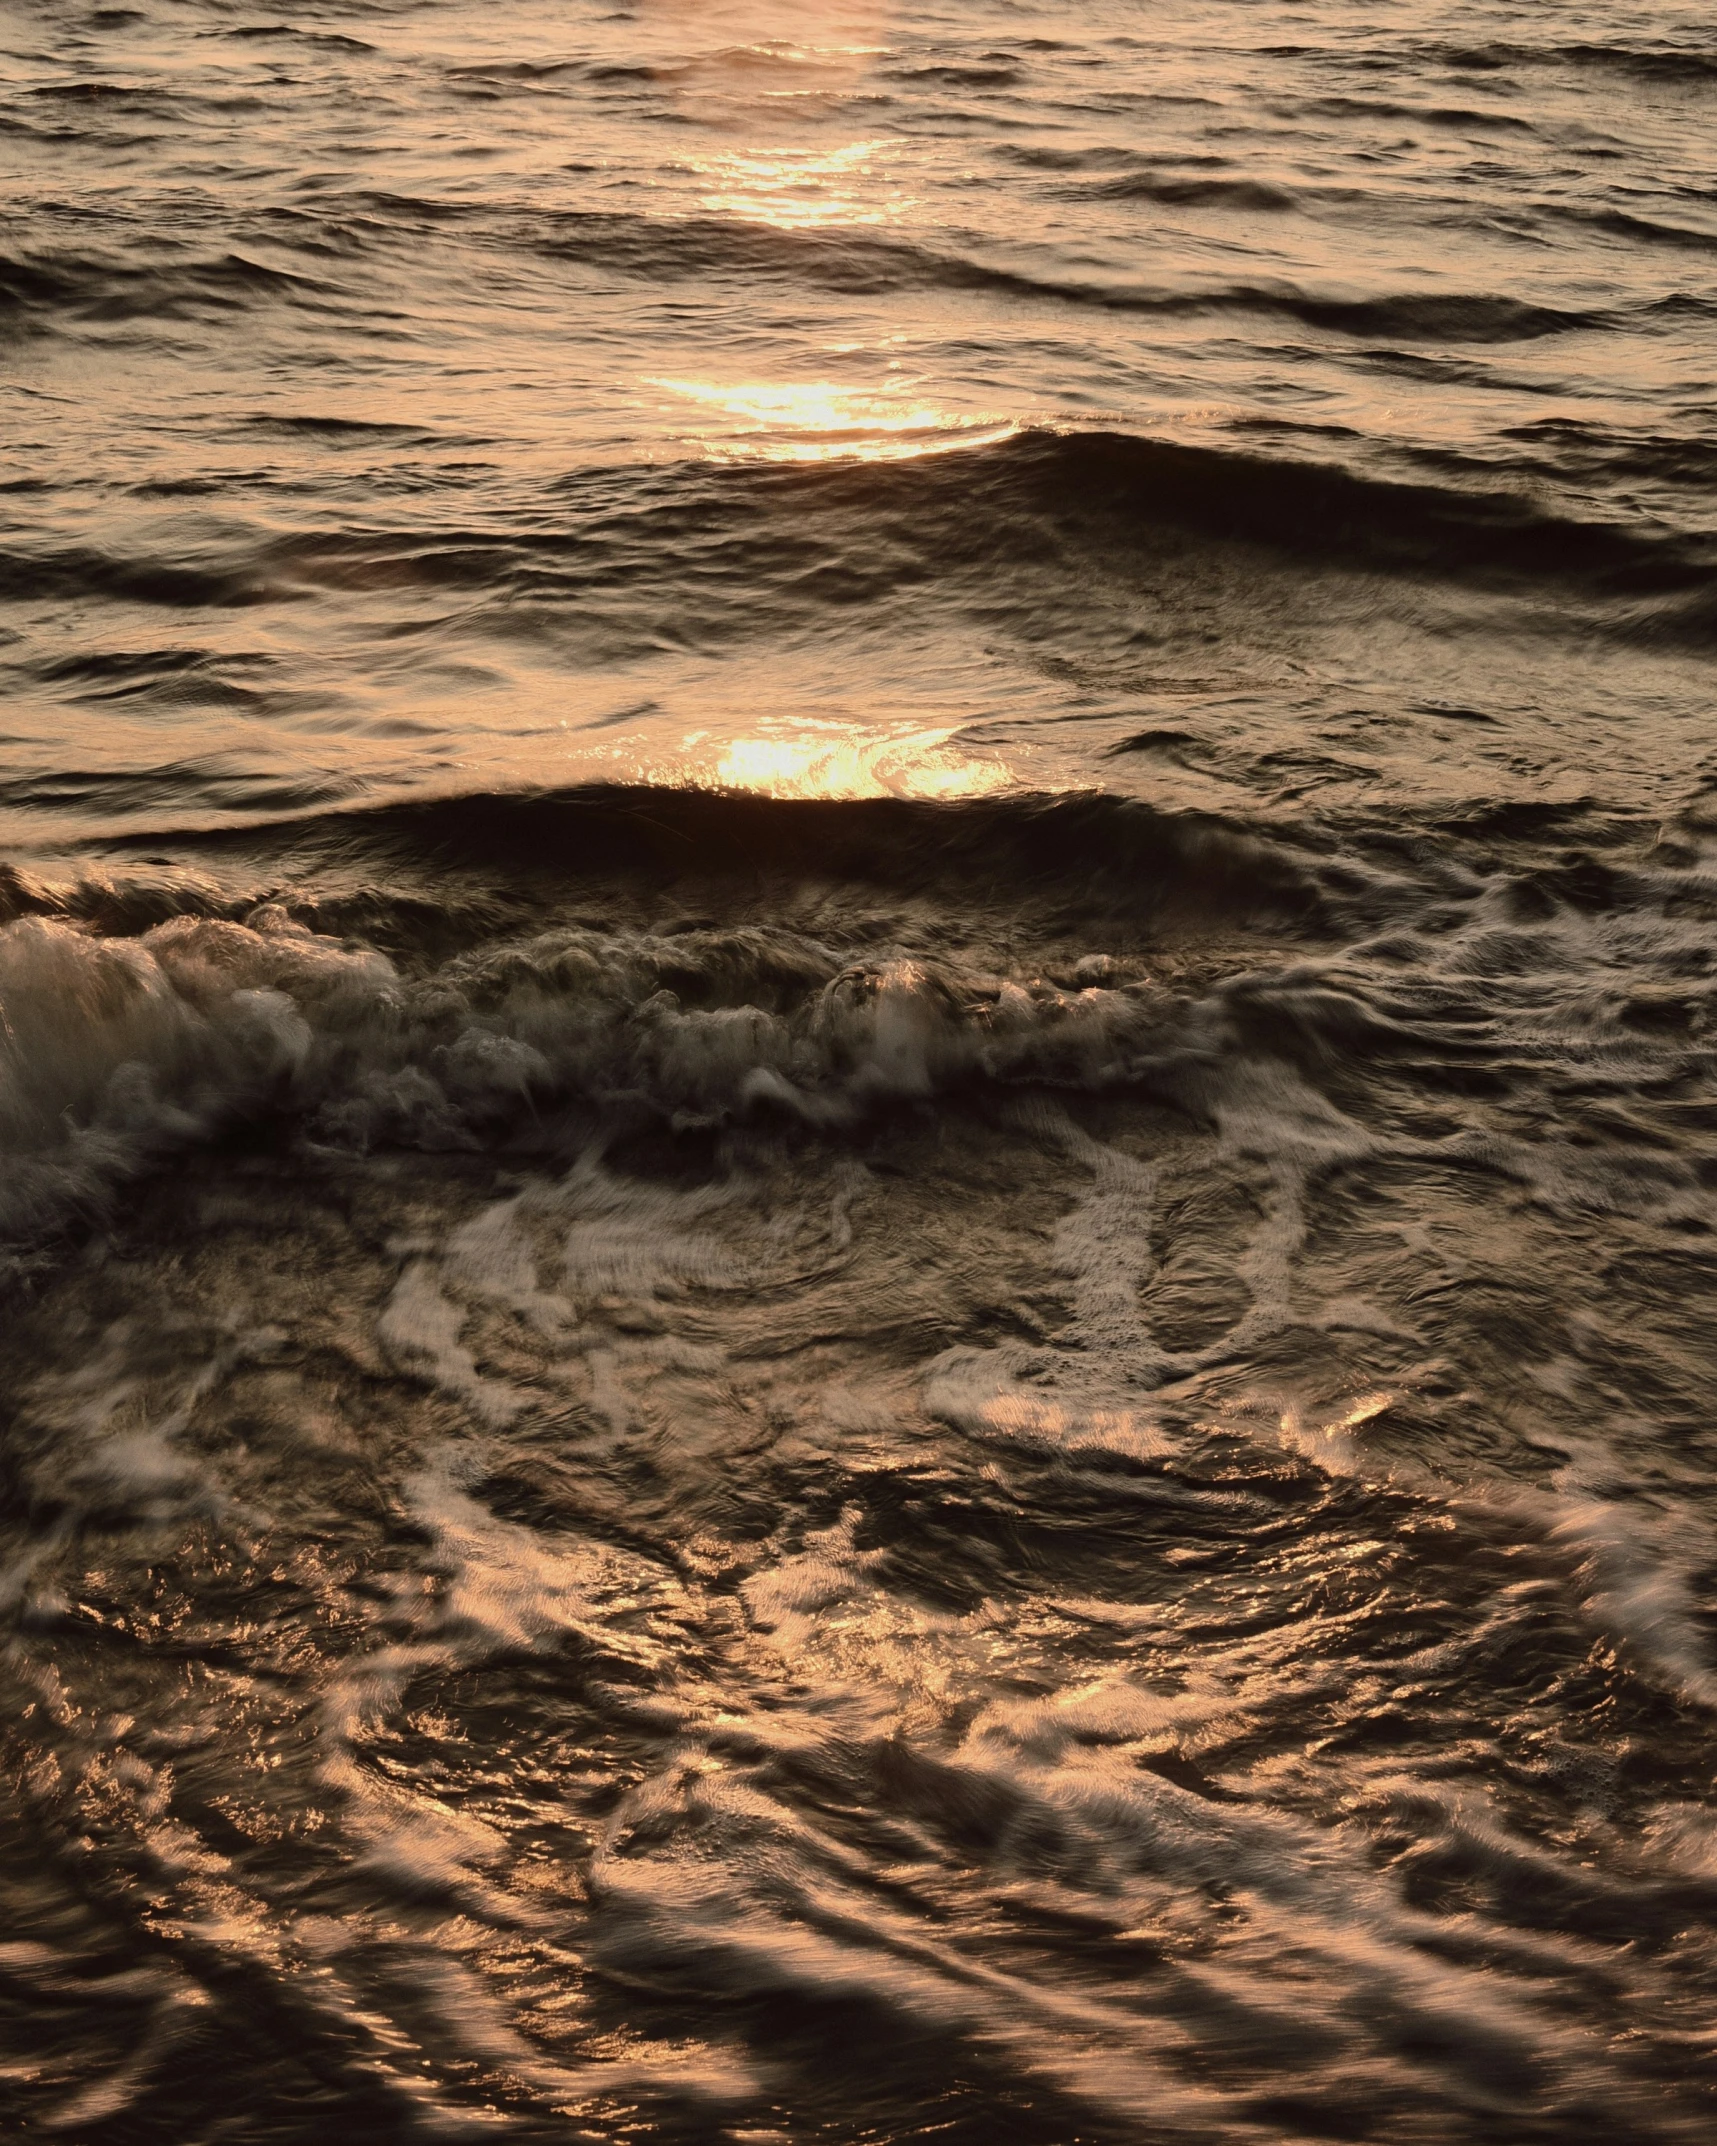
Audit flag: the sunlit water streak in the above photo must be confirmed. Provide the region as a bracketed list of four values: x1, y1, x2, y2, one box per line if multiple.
[653, 375, 1021, 463]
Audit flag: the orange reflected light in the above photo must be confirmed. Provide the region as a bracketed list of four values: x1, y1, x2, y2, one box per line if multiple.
[712, 724, 1006, 799]
[695, 139, 908, 229]
[654, 375, 1018, 463]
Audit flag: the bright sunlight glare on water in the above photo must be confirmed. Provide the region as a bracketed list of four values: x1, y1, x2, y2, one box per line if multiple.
[654, 376, 1022, 466]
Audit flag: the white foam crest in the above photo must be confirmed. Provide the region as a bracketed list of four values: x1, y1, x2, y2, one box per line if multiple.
[740, 1508, 882, 1649]
[0, 909, 1181, 1267]
[384, 1158, 735, 1439]
[378, 1259, 526, 1427]
[587, 1819, 1233, 2133]
[439, 1191, 574, 1336]
[0, 911, 385, 1244]
[586, 1668, 1608, 2132]
[924, 1345, 1177, 1466]
[557, 1154, 739, 1302]
[1546, 1494, 1717, 1710]
[969, 1673, 1241, 1767]
[1042, 1112, 1169, 1374]
[922, 1104, 1327, 1471]
[406, 1457, 683, 1666]
[0, 919, 199, 1139]
[9, 1317, 259, 1539]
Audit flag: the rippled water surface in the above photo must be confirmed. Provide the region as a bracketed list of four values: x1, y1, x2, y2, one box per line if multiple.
[4, 3, 1717, 2140]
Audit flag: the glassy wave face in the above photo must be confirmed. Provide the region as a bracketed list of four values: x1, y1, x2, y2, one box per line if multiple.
[4, 2, 1717, 2140]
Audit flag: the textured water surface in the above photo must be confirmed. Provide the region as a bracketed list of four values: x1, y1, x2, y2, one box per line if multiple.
[3, 3, 1717, 2140]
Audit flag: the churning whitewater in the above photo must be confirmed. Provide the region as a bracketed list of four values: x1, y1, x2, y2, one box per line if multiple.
[4, 1, 1717, 2141]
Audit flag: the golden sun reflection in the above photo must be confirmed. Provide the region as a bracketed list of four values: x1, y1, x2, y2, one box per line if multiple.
[695, 140, 908, 229]
[654, 375, 1018, 463]
[709, 723, 1006, 800]
[976, 1395, 1169, 1465]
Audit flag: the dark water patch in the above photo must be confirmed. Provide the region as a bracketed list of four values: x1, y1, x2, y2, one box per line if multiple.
[0, 544, 288, 609]
[138, 782, 1338, 936]
[0, 253, 90, 314]
[1428, 798, 1601, 840]
[1423, 40, 1717, 87]
[1644, 291, 1717, 325]
[1286, 93, 1538, 134]
[227, 24, 378, 53]
[0, 246, 340, 331]
[1083, 172, 1301, 211]
[1616, 581, 1717, 650]
[1554, 204, 1717, 255]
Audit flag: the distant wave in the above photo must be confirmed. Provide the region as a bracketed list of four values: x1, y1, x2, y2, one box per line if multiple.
[780, 427, 1715, 596]
[1417, 40, 1717, 85]
[1080, 172, 1303, 212]
[525, 209, 1605, 343]
[0, 209, 1627, 353]
[1284, 93, 1537, 134]
[226, 24, 377, 53]
[0, 247, 336, 332]
[2, 430, 1709, 639]
[1552, 205, 1717, 255]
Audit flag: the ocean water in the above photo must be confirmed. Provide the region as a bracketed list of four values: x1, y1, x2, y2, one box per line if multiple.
[4, 2, 1717, 2138]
